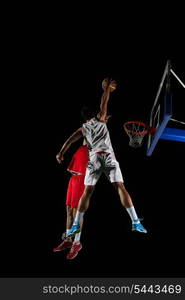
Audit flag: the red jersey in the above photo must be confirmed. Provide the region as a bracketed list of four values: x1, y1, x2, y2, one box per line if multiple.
[67, 145, 89, 175]
[66, 145, 89, 208]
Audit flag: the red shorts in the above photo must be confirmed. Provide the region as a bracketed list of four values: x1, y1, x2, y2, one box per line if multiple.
[66, 174, 85, 209]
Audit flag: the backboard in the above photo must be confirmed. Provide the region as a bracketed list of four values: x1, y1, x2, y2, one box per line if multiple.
[146, 60, 185, 156]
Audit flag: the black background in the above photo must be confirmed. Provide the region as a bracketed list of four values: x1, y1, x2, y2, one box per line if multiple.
[2, 6, 185, 278]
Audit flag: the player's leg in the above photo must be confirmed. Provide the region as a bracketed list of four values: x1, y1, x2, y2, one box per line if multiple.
[66, 176, 86, 259]
[67, 185, 94, 238]
[53, 205, 74, 252]
[77, 184, 95, 212]
[67, 153, 101, 238]
[66, 207, 83, 260]
[71, 175, 87, 237]
[66, 205, 74, 235]
[113, 181, 147, 233]
[105, 153, 147, 233]
[53, 177, 75, 252]
[72, 207, 83, 243]
[72, 184, 94, 231]
[112, 181, 133, 207]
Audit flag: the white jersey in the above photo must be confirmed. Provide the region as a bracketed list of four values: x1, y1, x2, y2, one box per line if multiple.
[82, 118, 114, 155]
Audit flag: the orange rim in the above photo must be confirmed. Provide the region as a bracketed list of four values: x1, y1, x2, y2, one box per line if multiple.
[123, 121, 149, 135]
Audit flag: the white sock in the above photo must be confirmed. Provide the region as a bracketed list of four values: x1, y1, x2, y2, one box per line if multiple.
[74, 232, 81, 243]
[73, 211, 84, 225]
[126, 206, 140, 224]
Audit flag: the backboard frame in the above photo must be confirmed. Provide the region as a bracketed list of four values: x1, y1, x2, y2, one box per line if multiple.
[146, 60, 185, 156]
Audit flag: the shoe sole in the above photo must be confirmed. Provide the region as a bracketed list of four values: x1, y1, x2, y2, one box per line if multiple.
[67, 245, 82, 260]
[53, 245, 72, 252]
[132, 229, 147, 233]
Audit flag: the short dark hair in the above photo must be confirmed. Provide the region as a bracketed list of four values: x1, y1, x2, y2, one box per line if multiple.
[81, 106, 95, 121]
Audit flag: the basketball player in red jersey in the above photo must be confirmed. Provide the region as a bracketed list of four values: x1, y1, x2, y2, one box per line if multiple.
[56, 78, 147, 242]
[53, 143, 88, 259]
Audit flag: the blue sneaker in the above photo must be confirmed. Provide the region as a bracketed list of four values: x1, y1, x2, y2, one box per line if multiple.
[132, 219, 147, 233]
[67, 224, 81, 238]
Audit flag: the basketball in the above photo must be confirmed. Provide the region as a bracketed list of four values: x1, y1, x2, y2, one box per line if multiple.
[109, 81, 117, 92]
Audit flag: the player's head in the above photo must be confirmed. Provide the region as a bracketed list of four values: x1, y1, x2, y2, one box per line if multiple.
[81, 106, 95, 121]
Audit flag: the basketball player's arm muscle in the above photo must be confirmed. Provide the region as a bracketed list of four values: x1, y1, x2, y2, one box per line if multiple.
[97, 79, 117, 122]
[97, 89, 111, 122]
[56, 128, 83, 163]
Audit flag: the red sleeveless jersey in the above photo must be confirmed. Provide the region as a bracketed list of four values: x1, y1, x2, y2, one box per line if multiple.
[66, 145, 89, 208]
[67, 145, 89, 175]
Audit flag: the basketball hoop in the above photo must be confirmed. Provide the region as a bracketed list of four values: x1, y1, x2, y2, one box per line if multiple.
[123, 121, 150, 148]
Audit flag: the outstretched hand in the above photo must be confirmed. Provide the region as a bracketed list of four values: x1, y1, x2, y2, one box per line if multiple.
[102, 78, 117, 92]
[56, 152, 64, 164]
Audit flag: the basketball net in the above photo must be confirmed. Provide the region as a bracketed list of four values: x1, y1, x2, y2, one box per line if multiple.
[124, 121, 149, 148]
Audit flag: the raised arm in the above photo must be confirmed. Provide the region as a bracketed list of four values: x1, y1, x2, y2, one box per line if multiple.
[97, 78, 117, 122]
[56, 128, 83, 163]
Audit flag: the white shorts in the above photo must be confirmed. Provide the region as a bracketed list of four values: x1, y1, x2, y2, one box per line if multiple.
[84, 152, 124, 186]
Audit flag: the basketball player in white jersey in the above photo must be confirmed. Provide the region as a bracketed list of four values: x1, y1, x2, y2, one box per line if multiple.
[56, 78, 147, 236]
